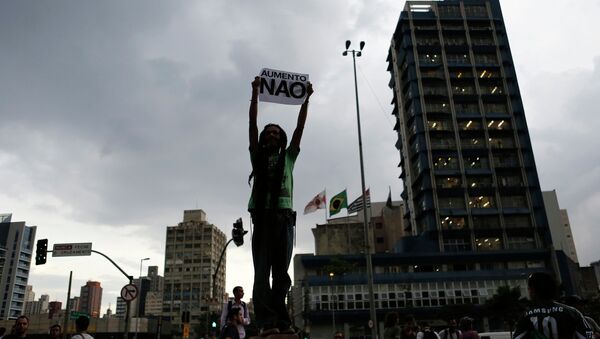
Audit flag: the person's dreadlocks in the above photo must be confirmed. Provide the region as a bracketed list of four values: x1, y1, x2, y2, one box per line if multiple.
[249, 124, 288, 210]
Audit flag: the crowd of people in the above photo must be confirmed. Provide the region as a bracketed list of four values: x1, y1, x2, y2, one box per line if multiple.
[0, 314, 93, 339]
[382, 314, 476, 339]
[378, 272, 599, 339]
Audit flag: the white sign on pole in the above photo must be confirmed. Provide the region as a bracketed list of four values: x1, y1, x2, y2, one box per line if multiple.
[52, 243, 92, 257]
[121, 284, 138, 302]
[258, 68, 309, 105]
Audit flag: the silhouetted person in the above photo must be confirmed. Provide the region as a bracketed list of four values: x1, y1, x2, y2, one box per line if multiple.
[220, 286, 250, 339]
[71, 316, 93, 339]
[384, 312, 401, 339]
[513, 272, 592, 339]
[248, 76, 313, 335]
[49, 325, 61, 339]
[220, 307, 242, 339]
[459, 317, 479, 339]
[4, 316, 29, 339]
[438, 319, 460, 339]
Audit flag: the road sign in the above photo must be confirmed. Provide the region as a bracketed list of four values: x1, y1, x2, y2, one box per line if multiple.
[70, 311, 90, 320]
[121, 283, 138, 302]
[52, 243, 92, 257]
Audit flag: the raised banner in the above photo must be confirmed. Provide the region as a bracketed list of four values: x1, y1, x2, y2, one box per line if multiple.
[258, 68, 309, 105]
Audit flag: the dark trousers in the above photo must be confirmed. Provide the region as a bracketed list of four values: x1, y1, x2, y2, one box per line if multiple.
[251, 209, 294, 329]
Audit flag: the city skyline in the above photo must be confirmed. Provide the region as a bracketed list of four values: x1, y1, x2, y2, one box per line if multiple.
[2, 0, 600, 315]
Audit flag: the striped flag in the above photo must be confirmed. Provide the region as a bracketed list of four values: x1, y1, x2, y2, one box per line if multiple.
[347, 188, 371, 213]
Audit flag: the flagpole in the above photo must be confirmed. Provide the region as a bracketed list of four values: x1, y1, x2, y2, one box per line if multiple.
[343, 40, 377, 339]
[324, 188, 328, 221]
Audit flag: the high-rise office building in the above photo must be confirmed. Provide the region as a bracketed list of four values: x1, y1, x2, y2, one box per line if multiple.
[80, 281, 103, 318]
[48, 301, 62, 319]
[293, 1, 561, 336]
[542, 190, 578, 263]
[24, 294, 49, 315]
[147, 266, 164, 293]
[0, 214, 36, 320]
[115, 297, 126, 319]
[68, 296, 81, 312]
[388, 0, 554, 272]
[163, 210, 227, 331]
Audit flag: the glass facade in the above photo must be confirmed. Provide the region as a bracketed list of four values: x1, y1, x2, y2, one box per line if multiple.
[387, 0, 552, 252]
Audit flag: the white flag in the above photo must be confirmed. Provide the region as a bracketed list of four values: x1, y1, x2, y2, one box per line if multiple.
[304, 190, 326, 215]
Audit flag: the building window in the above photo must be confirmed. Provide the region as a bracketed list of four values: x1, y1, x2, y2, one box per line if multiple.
[444, 34, 467, 46]
[447, 54, 471, 65]
[477, 68, 500, 79]
[469, 195, 495, 208]
[438, 5, 461, 18]
[493, 152, 519, 167]
[501, 195, 528, 208]
[498, 175, 523, 187]
[480, 82, 505, 95]
[438, 197, 465, 209]
[484, 103, 508, 115]
[474, 54, 498, 65]
[458, 119, 482, 130]
[440, 216, 466, 230]
[449, 69, 473, 79]
[437, 176, 461, 188]
[465, 5, 488, 18]
[425, 101, 451, 113]
[489, 136, 514, 148]
[467, 176, 493, 188]
[428, 119, 453, 131]
[430, 137, 456, 149]
[461, 136, 485, 149]
[416, 36, 440, 46]
[472, 216, 499, 229]
[476, 237, 502, 251]
[419, 53, 442, 65]
[433, 155, 459, 170]
[444, 238, 471, 252]
[464, 156, 489, 169]
[487, 119, 510, 130]
[452, 83, 476, 95]
[507, 237, 536, 249]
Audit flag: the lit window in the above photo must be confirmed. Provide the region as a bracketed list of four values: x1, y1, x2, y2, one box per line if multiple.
[469, 196, 494, 208]
[475, 237, 502, 251]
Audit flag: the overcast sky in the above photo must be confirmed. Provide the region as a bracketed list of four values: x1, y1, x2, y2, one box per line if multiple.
[1, 0, 600, 314]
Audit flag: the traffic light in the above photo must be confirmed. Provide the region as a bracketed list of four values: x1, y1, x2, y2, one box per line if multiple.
[211, 321, 217, 329]
[35, 239, 48, 265]
[231, 218, 247, 247]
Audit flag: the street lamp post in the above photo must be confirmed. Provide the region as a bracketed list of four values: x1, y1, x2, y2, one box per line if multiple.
[329, 272, 336, 332]
[135, 257, 150, 339]
[343, 40, 378, 339]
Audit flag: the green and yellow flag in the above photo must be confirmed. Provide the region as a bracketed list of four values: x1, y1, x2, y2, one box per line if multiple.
[329, 189, 348, 216]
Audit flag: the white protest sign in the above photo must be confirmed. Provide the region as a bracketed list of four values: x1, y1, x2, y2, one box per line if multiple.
[258, 68, 309, 105]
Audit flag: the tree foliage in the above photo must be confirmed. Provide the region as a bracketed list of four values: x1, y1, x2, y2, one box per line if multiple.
[485, 285, 528, 333]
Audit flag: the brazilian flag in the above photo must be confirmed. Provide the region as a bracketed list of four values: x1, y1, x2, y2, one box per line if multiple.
[329, 189, 348, 216]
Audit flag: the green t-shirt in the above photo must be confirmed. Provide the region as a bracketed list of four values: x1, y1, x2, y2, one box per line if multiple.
[248, 146, 299, 210]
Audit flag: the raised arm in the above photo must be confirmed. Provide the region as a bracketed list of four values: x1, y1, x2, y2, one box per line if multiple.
[249, 76, 260, 150]
[290, 82, 313, 149]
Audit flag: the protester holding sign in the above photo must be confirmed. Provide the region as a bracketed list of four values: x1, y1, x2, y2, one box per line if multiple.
[248, 75, 313, 336]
